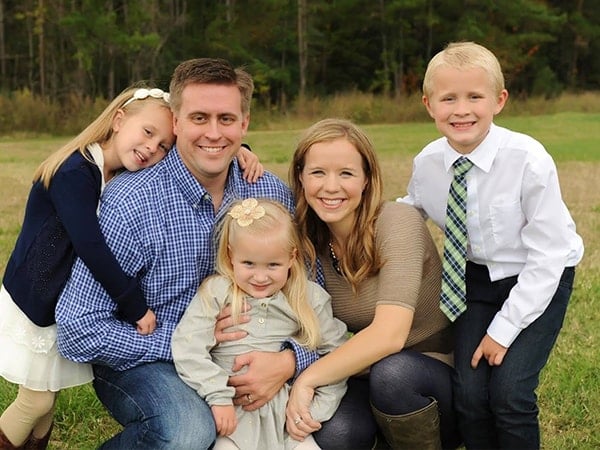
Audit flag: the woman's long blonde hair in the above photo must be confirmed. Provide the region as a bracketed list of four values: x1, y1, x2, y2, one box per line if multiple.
[32, 84, 171, 188]
[211, 198, 321, 349]
[290, 118, 384, 295]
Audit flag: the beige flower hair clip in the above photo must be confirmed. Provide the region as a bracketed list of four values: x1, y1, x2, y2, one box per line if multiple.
[228, 198, 266, 227]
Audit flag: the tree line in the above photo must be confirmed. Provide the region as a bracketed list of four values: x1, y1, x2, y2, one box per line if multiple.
[1, 0, 598, 111]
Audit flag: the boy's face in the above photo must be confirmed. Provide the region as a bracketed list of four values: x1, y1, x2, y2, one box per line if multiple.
[423, 66, 508, 154]
[173, 82, 250, 185]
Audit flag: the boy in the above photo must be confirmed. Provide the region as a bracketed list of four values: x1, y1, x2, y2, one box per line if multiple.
[398, 42, 584, 449]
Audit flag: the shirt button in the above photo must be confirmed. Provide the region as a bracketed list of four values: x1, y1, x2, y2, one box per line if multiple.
[258, 318, 265, 324]
[261, 302, 267, 308]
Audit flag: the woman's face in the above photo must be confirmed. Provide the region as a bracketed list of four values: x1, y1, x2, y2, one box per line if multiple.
[299, 138, 367, 235]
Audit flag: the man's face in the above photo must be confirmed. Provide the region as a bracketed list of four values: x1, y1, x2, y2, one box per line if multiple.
[173, 83, 249, 185]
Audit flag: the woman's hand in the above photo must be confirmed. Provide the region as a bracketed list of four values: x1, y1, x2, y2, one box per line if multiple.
[285, 381, 321, 441]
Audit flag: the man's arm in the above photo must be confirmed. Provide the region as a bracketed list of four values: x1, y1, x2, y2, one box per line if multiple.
[228, 349, 296, 411]
[280, 339, 320, 381]
[214, 304, 320, 411]
[55, 200, 172, 370]
[56, 257, 173, 370]
[214, 304, 320, 381]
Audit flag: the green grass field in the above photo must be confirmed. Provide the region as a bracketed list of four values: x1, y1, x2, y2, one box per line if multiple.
[1, 112, 599, 448]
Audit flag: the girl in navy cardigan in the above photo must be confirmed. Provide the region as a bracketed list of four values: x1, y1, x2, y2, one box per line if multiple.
[0, 85, 262, 449]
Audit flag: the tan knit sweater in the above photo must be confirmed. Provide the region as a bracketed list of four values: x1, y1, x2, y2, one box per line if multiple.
[320, 201, 454, 364]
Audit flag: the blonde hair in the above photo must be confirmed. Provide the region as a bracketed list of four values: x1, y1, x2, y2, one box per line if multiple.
[169, 58, 254, 116]
[423, 41, 505, 97]
[289, 118, 383, 295]
[212, 198, 321, 349]
[33, 85, 171, 188]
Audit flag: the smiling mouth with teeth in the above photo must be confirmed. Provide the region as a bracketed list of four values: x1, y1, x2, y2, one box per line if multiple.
[322, 198, 343, 206]
[202, 146, 224, 154]
[134, 150, 147, 163]
[451, 122, 475, 129]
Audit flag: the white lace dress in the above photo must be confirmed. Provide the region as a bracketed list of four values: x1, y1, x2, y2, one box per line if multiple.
[0, 286, 93, 391]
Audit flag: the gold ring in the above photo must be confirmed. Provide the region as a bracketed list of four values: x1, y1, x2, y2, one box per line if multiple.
[246, 394, 253, 403]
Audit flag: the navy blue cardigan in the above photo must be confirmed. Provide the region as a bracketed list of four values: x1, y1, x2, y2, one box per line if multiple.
[3, 151, 147, 327]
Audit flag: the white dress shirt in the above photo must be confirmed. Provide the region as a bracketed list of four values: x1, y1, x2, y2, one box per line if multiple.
[398, 123, 584, 347]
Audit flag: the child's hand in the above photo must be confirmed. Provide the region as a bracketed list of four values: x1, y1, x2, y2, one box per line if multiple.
[471, 333, 507, 368]
[237, 144, 264, 183]
[212, 405, 237, 436]
[136, 309, 157, 335]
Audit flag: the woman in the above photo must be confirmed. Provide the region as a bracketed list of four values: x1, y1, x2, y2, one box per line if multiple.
[285, 118, 461, 450]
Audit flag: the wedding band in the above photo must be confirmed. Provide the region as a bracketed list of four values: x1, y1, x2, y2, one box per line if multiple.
[294, 416, 302, 425]
[246, 394, 253, 403]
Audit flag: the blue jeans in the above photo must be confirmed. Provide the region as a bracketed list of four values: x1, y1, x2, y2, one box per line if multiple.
[454, 263, 575, 450]
[313, 350, 460, 449]
[92, 362, 216, 449]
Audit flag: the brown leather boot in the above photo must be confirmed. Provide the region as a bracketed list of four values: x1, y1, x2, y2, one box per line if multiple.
[372, 399, 442, 450]
[23, 423, 52, 450]
[0, 427, 23, 450]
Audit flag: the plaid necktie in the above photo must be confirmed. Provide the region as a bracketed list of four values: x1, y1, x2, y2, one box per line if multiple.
[440, 157, 473, 321]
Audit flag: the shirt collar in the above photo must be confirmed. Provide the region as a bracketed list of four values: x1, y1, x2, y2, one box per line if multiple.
[87, 142, 106, 191]
[443, 123, 500, 174]
[164, 147, 207, 207]
[164, 146, 246, 211]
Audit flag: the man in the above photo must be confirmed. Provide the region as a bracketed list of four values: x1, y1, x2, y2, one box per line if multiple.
[56, 58, 299, 449]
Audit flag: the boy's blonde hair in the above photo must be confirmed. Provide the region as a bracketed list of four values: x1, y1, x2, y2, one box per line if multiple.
[33, 85, 171, 188]
[289, 118, 383, 296]
[423, 41, 505, 97]
[212, 198, 321, 349]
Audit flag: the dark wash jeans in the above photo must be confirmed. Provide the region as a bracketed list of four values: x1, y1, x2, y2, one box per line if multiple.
[93, 361, 216, 449]
[453, 262, 575, 450]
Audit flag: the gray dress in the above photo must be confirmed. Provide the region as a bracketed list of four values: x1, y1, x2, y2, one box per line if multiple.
[172, 275, 348, 449]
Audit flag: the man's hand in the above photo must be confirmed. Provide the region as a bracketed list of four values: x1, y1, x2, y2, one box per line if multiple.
[228, 350, 295, 411]
[215, 304, 250, 344]
[471, 333, 508, 368]
[136, 309, 156, 335]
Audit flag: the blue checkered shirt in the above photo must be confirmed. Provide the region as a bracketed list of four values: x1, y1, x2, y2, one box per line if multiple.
[56, 148, 295, 371]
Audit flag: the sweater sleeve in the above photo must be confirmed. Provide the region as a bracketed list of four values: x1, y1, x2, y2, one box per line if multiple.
[49, 163, 148, 323]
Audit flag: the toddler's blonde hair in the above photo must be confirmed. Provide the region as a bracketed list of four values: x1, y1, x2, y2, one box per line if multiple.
[212, 198, 321, 349]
